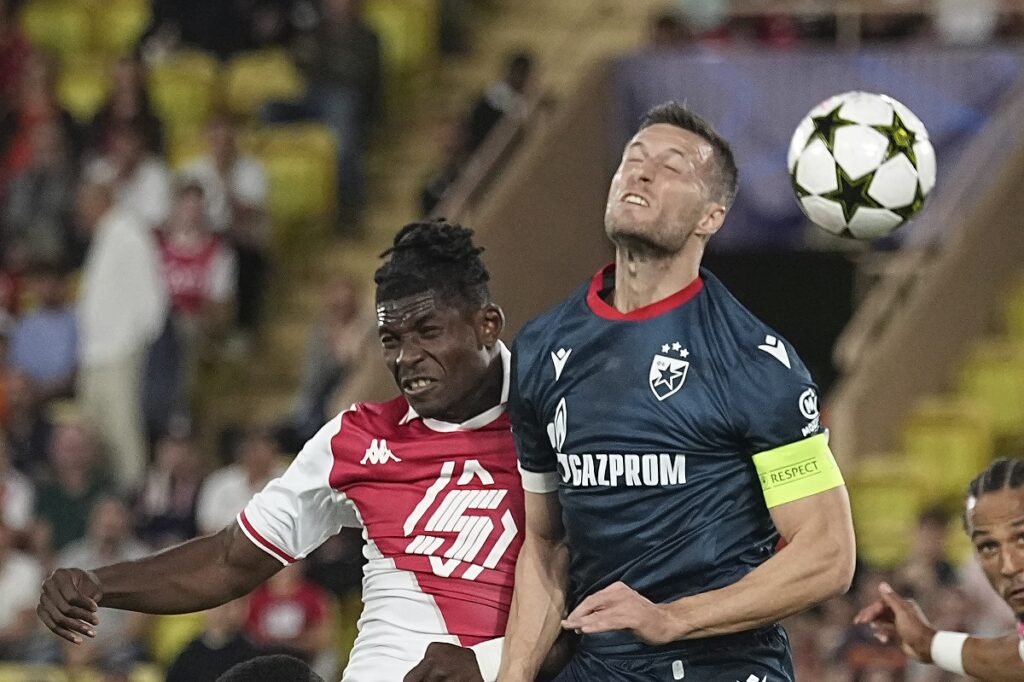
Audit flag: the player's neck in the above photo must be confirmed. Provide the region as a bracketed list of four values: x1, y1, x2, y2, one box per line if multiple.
[434, 350, 504, 423]
[612, 240, 702, 313]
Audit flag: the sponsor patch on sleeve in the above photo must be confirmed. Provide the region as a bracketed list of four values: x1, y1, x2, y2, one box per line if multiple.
[752, 432, 845, 508]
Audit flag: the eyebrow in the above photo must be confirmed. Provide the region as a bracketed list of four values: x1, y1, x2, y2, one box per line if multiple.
[627, 141, 688, 160]
[971, 516, 1024, 539]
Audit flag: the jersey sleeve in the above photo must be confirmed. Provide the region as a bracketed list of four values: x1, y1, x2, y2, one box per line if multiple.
[508, 337, 559, 494]
[729, 336, 844, 508]
[239, 411, 360, 565]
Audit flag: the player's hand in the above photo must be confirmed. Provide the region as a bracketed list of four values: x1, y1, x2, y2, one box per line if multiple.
[403, 642, 484, 682]
[561, 581, 675, 646]
[853, 581, 936, 662]
[37, 568, 103, 645]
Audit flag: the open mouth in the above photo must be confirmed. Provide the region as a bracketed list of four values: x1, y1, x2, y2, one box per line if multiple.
[401, 377, 438, 396]
[621, 193, 650, 207]
[1008, 586, 1024, 601]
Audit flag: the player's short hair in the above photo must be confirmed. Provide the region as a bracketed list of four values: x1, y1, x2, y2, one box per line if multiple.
[638, 102, 739, 209]
[964, 457, 1024, 527]
[374, 219, 491, 310]
[215, 654, 325, 682]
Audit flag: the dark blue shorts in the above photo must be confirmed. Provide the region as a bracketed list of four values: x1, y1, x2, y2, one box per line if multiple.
[551, 625, 794, 682]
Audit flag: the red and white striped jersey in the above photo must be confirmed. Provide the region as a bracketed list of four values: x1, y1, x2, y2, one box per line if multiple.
[239, 344, 523, 681]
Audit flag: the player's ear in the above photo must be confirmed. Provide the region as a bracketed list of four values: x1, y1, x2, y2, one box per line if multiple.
[694, 203, 726, 239]
[476, 303, 505, 348]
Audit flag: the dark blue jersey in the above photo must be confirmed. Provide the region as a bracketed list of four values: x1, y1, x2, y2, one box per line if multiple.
[510, 264, 827, 648]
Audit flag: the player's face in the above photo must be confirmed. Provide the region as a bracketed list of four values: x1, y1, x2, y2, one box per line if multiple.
[605, 124, 723, 255]
[967, 487, 1024, 618]
[377, 291, 502, 422]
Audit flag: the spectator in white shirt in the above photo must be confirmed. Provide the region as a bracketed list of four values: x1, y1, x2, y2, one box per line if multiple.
[0, 521, 43, 660]
[0, 429, 33, 536]
[83, 123, 171, 230]
[196, 427, 284, 535]
[76, 181, 168, 493]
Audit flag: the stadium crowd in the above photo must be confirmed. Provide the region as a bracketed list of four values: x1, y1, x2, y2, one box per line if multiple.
[1, 0, 1021, 680]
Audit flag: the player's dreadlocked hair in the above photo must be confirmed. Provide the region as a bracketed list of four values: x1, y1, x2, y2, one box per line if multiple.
[964, 458, 1024, 527]
[374, 219, 491, 309]
[639, 101, 739, 209]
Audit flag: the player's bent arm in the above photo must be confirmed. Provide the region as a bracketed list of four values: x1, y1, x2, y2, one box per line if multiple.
[99, 523, 281, 612]
[664, 485, 856, 639]
[497, 491, 570, 682]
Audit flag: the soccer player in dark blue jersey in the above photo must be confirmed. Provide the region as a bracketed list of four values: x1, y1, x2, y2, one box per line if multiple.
[497, 103, 856, 682]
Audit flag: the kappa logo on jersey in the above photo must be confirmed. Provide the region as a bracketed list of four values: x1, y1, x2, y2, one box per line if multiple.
[758, 334, 791, 369]
[360, 438, 401, 465]
[649, 341, 690, 401]
[551, 347, 572, 381]
[403, 460, 518, 581]
[799, 388, 820, 437]
[546, 398, 567, 452]
[740, 676, 766, 682]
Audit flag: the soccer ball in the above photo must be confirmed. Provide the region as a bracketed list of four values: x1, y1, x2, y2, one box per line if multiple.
[787, 91, 936, 239]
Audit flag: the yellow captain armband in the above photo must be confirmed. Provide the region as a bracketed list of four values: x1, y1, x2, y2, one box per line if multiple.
[752, 432, 845, 508]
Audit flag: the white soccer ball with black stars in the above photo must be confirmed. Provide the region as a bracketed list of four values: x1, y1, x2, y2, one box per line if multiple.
[788, 91, 936, 239]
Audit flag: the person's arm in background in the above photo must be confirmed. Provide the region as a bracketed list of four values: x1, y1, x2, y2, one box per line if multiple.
[855, 582, 1024, 682]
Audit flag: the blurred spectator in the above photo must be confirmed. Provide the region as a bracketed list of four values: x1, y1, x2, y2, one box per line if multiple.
[2, 120, 77, 264]
[465, 51, 533, 158]
[932, 0, 998, 45]
[895, 507, 957, 595]
[142, 0, 251, 60]
[76, 181, 168, 493]
[33, 419, 111, 553]
[649, 12, 690, 49]
[196, 426, 284, 535]
[86, 55, 165, 156]
[0, 429, 33, 536]
[0, 0, 31, 115]
[245, 563, 334, 672]
[83, 123, 172, 230]
[55, 497, 151, 670]
[282, 274, 369, 450]
[9, 261, 77, 401]
[0, 52, 81, 192]
[0, 521, 43, 661]
[133, 428, 204, 548]
[3, 370, 52, 476]
[155, 181, 236, 413]
[419, 114, 469, 217]
[182, 114, 269, 339]
[166, 598, 262, 682]
[268, 0, 382, 230]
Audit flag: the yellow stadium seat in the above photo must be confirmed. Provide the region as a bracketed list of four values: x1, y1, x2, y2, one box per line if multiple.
[223, 49, 306, 118]
[335, 589, 363, 669]
[848, 456, 923, 568]
[148, 612, 206, 667]
[58, 57, 112, 122]
[249, 123, 338, 228]
[166, 129, 209, 171]
[18, 0, 92, 61]
[147, 50, 219, 139]
[957, 340, 1024, 437]
[364, 0, 439, 76]
[92, 0, 151, 56]
[902, 397, 993, 505]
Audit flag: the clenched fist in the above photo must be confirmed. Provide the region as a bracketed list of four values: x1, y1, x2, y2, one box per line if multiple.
[37, 568, 103, 644]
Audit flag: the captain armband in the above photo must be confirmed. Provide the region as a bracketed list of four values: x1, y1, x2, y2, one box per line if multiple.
[752, 432, 845, 508]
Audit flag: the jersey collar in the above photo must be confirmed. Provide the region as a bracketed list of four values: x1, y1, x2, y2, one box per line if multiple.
[586, 262, 704, 321]
[399, 340, 511, 432]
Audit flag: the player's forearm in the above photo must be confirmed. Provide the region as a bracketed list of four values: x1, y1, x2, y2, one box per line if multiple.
[497, 536, 569, 682]
[95, 531, 264, 613]
[963, 634, 1024, 682]
[665, 526, 854, 639]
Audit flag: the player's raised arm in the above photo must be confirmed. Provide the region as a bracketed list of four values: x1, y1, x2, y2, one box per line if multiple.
[39, 414, 356, 644]
[38, 522, 282, 644]
[498, 490, 569, 682]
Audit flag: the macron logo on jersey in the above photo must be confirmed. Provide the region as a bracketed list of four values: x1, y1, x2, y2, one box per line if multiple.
[758, 335, 791, 369]
[361, 438, 401, 465]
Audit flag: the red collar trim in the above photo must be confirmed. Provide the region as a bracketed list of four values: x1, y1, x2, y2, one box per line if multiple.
[586, 263, 704, 321]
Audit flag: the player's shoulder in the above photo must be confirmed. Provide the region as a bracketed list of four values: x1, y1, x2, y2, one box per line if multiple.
[515, 278, 591, 356]
[700, 270, 807, 374]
